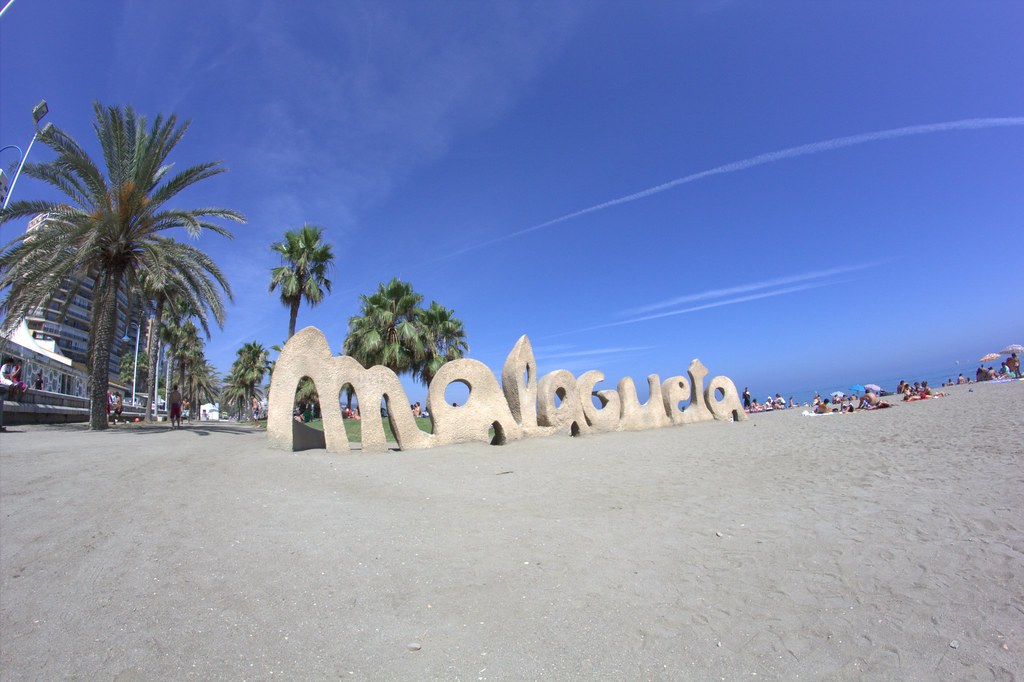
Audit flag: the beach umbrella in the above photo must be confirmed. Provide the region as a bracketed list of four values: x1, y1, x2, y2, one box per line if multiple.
[830, 390, 845, 399]
[850, 384, 865, 392]
[865, 383, 882, 393]
[980, 352, 1001, 362]
[999, 344, 1024, 355]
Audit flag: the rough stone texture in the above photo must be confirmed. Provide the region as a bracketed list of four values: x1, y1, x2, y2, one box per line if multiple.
[536, 370, 590, 437]
[354, 364, 432, 452]
[618, 375, 672, 431]
[268, 328, 746, 452]
[501, 335, 538, 429]
[661, 375, 692, 426]
[268, 327, 349, 453]
[268, 327, 432, 453]
[578, 370, 623, 433]
[706, 374, 748, 422]
[426, 359, 523, 446]
[678, 359, 715, 425]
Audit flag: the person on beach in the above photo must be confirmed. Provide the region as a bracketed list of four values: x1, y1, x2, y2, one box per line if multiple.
[742, 388, 751, 410]
[1008, 353, 1021, 378]
[814, 398, 835, 414]
[858, 391, 891, 410]
[957, 373, 966, 384]
[251, 395, 261, 423]
[34, 370, 43, 390]
[168, 385, 183, 428]
[112, 392, 124, 424]
[1, 358, 28, 401]
[10, 363, 26, 393]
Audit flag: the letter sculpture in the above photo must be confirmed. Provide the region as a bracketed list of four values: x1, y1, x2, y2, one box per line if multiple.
[268, 327, 746, 453]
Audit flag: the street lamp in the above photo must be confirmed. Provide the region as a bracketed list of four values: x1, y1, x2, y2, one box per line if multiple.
[0, 144, 22, 207]
[2, 99, 52, 211]
[122, 321, 142, 405]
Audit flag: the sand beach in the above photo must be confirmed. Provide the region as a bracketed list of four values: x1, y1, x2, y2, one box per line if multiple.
[1, 379, 1022, 679]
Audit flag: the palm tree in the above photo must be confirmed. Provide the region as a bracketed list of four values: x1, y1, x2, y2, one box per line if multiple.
[140, 242, 231, 421]
[224, 341, 270, 421]
[187, 356, 221, 409]
[221, 369, 251, 422]
[418, 301, 469, 385]
[269, 224, 335, 339]
[119, 350, 149, 392]
[343, 277, 426, 377]
[169, 319, 202, 390]
[0, 103, 244, 429]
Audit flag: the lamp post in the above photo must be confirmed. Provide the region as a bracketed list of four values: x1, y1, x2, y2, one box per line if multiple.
[121, 322, 142, 405]
[1, 144, 23, 207]
[2, 100, 51, 211]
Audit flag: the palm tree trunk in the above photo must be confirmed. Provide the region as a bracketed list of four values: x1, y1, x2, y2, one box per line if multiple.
[145, 299, 164, 422]
[288, 299, 300, 339]
[89, 267, 125, 430]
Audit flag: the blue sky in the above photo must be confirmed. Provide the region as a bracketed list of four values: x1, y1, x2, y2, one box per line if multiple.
[2, 0, 1022, 404]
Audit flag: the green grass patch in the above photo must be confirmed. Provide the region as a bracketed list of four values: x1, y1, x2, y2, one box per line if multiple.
[299, 416, 433, 443]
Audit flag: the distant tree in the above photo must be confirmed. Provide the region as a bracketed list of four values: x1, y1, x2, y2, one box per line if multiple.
[418, 301, 468, 385]
[223, 342, 270, 421]
[269, 224, 335, 339]
[344, 277, 425, 377]
[343, 278, 468, 385]
[119, 350, 149, 392]
[0, 103, 243, 429]
[220, 370, 250, 423]
[188, 357, 221, 408]
[140, 240, 232, 421]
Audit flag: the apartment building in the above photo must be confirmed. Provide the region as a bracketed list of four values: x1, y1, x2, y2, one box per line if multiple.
[22, 214, 145, 381]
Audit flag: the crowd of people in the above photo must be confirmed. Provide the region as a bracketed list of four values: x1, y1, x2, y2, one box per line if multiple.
[741, 352, 1022, 417]
[742, 388, 797, 413]
[804, 390, 894, 414]
[969, 353, 1021, 382]
[894, 380, 948, 402]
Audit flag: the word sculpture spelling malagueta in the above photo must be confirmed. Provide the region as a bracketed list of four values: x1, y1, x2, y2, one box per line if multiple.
[267, 327, 746, 452]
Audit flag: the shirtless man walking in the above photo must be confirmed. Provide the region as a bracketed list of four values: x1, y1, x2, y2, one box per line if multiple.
[168, 384, 183, 428]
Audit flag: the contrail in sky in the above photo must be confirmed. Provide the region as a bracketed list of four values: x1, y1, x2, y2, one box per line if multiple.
[547, 280, 847, 338]
[623, 262, 885, 316]
[547, 261, 882, 338]
[443, 117, 1024, 259]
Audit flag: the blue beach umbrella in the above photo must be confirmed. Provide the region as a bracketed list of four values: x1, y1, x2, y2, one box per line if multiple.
[850, 384, 865, 392]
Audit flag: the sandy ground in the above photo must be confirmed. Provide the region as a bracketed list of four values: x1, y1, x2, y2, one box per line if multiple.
[1, 380, 1022, 680]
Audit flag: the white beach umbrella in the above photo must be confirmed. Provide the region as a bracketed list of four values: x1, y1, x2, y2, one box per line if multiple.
[865, 383, 882, 393]
[980, 352, 1002, 362]
[999, 344, 1024, 355]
